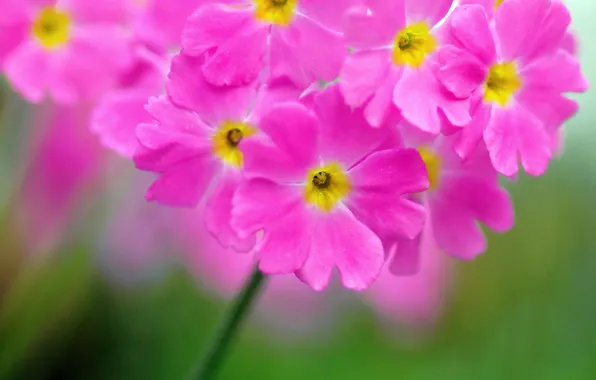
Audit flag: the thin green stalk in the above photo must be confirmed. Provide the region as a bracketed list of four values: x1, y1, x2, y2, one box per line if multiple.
[192, 266, 267, 380]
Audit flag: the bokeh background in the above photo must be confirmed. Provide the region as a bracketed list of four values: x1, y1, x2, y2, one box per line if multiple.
[1, 1, 595, 379]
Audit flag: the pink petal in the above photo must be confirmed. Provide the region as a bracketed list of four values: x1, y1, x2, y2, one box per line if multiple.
[256, 102, 319, 172]
[0, 21, 27, 66]
[346, 148, 428, 239]
[458, 0, 495, 19]
[297, 206, 385, 291]
[389, 234, 422, 275]
[516, 90, 578, 132]
[343, 3, 405, 49]
[298, 0, 363, 31]
[3, 40, 49, 103]
[437, 45, 487, 99]
[205, 171, 256, 252]
[90, 88, 153, 158]
[521, 50, 589, 94]
[314, 85, 389, 167]
[394, 64, 471, 134]
[339, 49, 393, 109]
[240, 137, 307, 183]
[447, 4, 496, 65]
[495, 0, 551, 61]
[167, 53, 257, 126]
[405, 0, 454, 26]
[182, 4, 269, 86]
[232, 179, 309, 273]
[484, 105, 551, 177]
[364, 67, 404, 128]
[526, 0, 571, 60]
[63, 0, 130, 23]
[453, 100, 491, 160]
[144, 155, 220, 207]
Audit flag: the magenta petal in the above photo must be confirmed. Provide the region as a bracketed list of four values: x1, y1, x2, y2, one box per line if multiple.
[4, 41, 49, 103]
[297, 207, 385, 291]
[484, 106, 551, 177]
[453, 100, 491, 160]
[527, 0, 571, 60]
[521, 50, 589, 94]
[395, 65, 471, 134]
[315, 85, 389, 167]
[448, 4, 496, 65]
[240, 137, 306, 183]
[232, 179, 309, 273]
[349, 148, 429, 195]
[257, 102, 319, 171]
[437, 45, 488, 99]
[343, 4, 404, 49]
[90, 88, 153, 158]
[458, 0, 495, 19]
[495, 0, 551, 61]
[270, 15, 346, 88]
[389, 234, 422, 275]
[298, 0, 364, 31]
[144, 155, 219, 207]
[517, 90, 578, 132]
[405, 0, 453, 26]
[364, 67, 403, 128]
[205, 172, 256, 252]
[339, 50, 393, 109]
[167, 53, 257, 126]
[181, 4, 255, 57]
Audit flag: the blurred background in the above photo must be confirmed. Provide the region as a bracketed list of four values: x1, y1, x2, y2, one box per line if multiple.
[1, 1, 596, 379]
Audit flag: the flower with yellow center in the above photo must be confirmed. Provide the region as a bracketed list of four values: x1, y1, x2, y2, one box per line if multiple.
[212, 121, 257, 167]
[32, 7, 71, 49]
[254, 0, 297, 26]
[392, 22, 437, 68]
[304, 163, 351, 212]
[418, 146, 441, 191]
[483, 62, 522, 106]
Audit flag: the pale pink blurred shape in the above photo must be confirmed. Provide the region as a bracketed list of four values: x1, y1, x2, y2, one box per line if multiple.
[178, 208, 332, 335]
[364, 222, 450, 327]
[0, 0, 132, 103]
[17, 104, 106, 253]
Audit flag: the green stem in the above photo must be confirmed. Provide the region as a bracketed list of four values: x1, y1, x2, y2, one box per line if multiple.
[193, 267, 267, 380]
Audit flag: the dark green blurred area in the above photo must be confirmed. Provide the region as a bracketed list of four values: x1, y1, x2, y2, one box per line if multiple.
[1, 105, 596, 379]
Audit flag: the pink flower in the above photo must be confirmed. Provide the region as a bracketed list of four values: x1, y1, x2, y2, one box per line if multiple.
[232, 85, 429, 291]
[134, 53, 265, 251]
[0, 0, 132, 103]
[339, 0, 471, 129]
[437, 1, 588, 176]
[181, 0, 357, 88]
[393, 124, 514, 261]
[364, 222, 451, 328]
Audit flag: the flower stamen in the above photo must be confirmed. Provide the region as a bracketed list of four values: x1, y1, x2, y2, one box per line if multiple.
[392, 22, 437, 68]
[484, 62, 521, 106]
[305, 163, 350, 212]
[213, 121, 256, 167]
[253, 0, 297, 25]
[32, 7, 71, 49]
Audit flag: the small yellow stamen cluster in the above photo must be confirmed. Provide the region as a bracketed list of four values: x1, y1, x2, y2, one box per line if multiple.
[392, 22, 437, 68]
[484, 62, 522, 106]
[212, 121, 256, 167]
[304, 163, 351, 212]
[32, 7, 71, 49]
[495, 0, 505, 8]
[418, 146, 441, 191]
[253, 0, 297, 26]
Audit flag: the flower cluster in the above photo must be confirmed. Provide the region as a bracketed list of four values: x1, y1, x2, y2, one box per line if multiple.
[0, 0, 588, 292]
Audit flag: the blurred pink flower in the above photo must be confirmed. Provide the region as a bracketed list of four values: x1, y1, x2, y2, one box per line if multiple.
[365, 222, 451, 327]
[0, 0, 132, 103]
[16, 104, 106, 253]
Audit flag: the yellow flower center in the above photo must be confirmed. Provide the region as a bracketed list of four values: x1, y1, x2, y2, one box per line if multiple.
[253, 0, 297, 26]
[32, 7, 71, 49]
[392, 22, 437, 68]
[212, 121, 256, 167]
[418, 146, 441, 191]
[495, 0, 505, 7]
[483, 62, 521, 106]
[304, 163, 351, 212]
